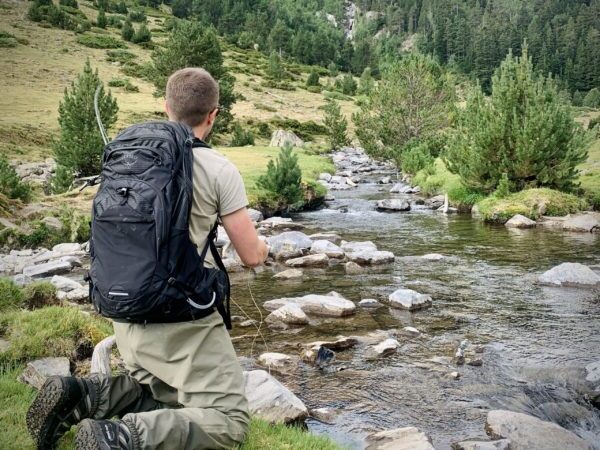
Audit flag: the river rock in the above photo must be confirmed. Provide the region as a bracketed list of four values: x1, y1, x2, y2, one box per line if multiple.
[270, 130, 303, 148]
[51, 275, 83, 292]
[243, 370, 308, 423]
[505, 214, 537, 229]
[19, 357, 71, 389]
[389, 289, 432, 311]
[376, 199, 411, 212]
[537, 263, 600, 287]
[366, 426, 435, 450]
[285, 253, 329, 268]
[342, 241, 378, 253]
[52, 243, 81, 254]
[309, 233, 342, 245]
[319, 173, 332, 182]
[257, 353, 296, 370]
[422, 253, 445, 261]
[247, 208, 264, 222]
[452, 439, 511, 450]
[348, 250, 395, 265]
[367, 338, 400, 358]
[359, 299, 381, 308]
[403, 326, 420, 336]
[330, 175, 346, 185]
[425, 195, 445, 209]
[310, 240, 345, 258]
[41, 216, 62, 231]
[260, 217, 304, 231]
[268, 231, 313, 259]
[390, 183, 410, 194]
[345, 261, 364, 274]
[23, 260, 74, 278]
[586, 361, 600, 384]
[562, 214, 599, 233]
[302, 336, 359, 363]
[310, 407, 338, 424]
[12, 274, 33, 286]
[485, 410, 591, 450]
[264, 293, 356, 317]
[265, 303, 309, 325]
[223, 258, 245, 272]
[273, 269, 303, 280]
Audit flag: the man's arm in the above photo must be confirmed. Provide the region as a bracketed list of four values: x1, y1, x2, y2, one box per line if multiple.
[221, 208, 268, 268]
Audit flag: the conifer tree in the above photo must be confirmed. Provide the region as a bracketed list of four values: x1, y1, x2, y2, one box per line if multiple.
[52, 60, 118, 192]
[445, 47, 588, 194]
[257, 144, 303, 206]
[96, 8, 107, 29]
[306, 69, 320, 87]
[152, 21, 235, 132]
[323, 100, 349, 150]
[267, 51, 285, 80]
[132, 23, 152, 44]
[341, 73, 357, 96]
[121, 19, 134, 41]
[358, 67, 374, 95]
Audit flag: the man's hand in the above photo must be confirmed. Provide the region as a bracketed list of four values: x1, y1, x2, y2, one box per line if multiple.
[221, 208, 268, 268]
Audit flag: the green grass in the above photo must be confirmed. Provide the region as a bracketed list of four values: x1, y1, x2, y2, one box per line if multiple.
[579, 137, 600, 208]
[475, 188, 588, 223]
[218, 145, 334, 205]
[239, 419, 342, 450]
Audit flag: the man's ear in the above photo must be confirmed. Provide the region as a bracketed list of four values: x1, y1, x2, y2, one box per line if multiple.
[164, 100, 171, 118]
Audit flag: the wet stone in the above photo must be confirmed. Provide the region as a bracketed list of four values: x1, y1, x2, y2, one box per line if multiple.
[388, 289, 432, 311]
[20, 357, 71, 390]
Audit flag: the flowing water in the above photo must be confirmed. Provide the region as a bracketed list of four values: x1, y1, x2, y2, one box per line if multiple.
[230, 177, 600, 449]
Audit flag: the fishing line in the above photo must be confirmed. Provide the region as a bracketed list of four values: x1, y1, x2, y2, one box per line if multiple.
[94, 85, 109, 146]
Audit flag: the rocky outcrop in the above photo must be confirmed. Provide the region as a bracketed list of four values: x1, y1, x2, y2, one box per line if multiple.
[366, 426, 435, 450]
[505, 214, 536, 229]
[586, 361, 600, 384]
[485, 410, 591, 450]
[267, 231, 313, 259]
[243, 370, 308, 423]
[310, 240, 345, 258]
[269, 129, 303, 148]
[19, 357, 70, 389]
[389, 289, 432, 311]
[537, 263, 600, 287]
[264, 293, 356, 317]
[562, 214, 599, 233]
[376, 199, 411, 212]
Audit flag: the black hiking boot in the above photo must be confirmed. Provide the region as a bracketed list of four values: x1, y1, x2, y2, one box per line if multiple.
[75, 419, 136, 450]
[26, 375, 100, 450]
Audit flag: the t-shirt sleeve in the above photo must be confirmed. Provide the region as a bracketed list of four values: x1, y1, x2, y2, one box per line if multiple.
[216, 162, 249, 217]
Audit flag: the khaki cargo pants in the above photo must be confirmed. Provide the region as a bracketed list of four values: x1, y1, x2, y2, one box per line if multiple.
[91, 312, 249, 450]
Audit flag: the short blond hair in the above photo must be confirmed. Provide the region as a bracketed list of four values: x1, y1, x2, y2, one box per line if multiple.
[166, 68, 219, 127]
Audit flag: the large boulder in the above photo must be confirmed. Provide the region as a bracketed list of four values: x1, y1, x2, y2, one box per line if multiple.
[265, 303, 309, 325]
[19, 357, 71, 389]
[23, 260, 75, 278]
[485, 410, 591, 450]
[562, 214, 600, 233]
[269, 129, 304, 148]
[342, 241, 378, 253]
[310, 240, 345, 258]
[389, 289, 432, 311]
[50, 275, 83, 292]
[264, 293, 356, 317]
[267, 231, 313, 259]
[366, 427, 435, 450]
[505, 214, 536, 229]
[425, 195, 445, 209]
[348, 250, 395, 265]
[586, 361, 600, 384]
[376, 199, 411, 212]
[537, 263, 600, 287]
[309, 233, 342, 245]
[243, 370, 308, 423]
[285, 254, 329, 268]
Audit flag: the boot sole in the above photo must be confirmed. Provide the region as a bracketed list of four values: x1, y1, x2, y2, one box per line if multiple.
[75, 420, 104, 450]
[26, 376, 71, 450]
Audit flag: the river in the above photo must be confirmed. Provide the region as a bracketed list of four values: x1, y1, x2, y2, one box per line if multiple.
[230, 173, 600, 449]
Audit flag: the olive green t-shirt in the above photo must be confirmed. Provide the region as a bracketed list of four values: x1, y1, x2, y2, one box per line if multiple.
[189, 146, 248, 266]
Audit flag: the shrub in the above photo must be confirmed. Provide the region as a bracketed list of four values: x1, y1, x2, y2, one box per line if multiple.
[306, 85, 322, 94]
[0, 155, 31, 202]
[106, 14, 125, 28]
[59, 0, 78, 7]
[49, 164, 74, 194]
[306, 69, 320, 87]
[121, 61, 154, 80]
[106, 48, 135, 63]
[96, 8, 106, 29]
[76, 33, 125, 49]
[323, 90, 352, 102]
[127, 9, 146, 23]
[445, 47, 588, 194]
[230, 123, 255, 147]
[121, 19, 134, 41]
[131, 23, 151, 44]
[398, 140, 435, 175]
[268, 118, 327, 140]
[53, 60, 118, 180]
[341, 73, 357, 96]
[358, 67, 374, 95]
[257, 144, 303, 207]
[22, 282, 59, 310]
[583, 88, 600, 109]
[0, 279, 24, 312]
[0, 32, 18, 48]
[323, 100, 348, 150]
[328, 62, 338, 77]
[107, 78, 138, 92]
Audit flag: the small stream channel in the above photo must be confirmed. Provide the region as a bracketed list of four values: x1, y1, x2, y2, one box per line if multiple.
[230, 173, 600, 449]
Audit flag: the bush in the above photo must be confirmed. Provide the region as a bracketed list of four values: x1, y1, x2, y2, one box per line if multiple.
[49, 164, 74, 194]
[131, 23, 151, 44]
[106, 14, 125, 28]
[0, 279, 24, 312]
[76, 33, 125, 49]
[476, 188, 587, 223]
[127, 9, 146, 23]
[22, 282, 59, 310]
[323, 90, 352, 102]
[583, 88, 600, 109]
[306, 69, 320, 87]
[399, 140, 435, 175]
[96, 8, 106, 29]
[230, 123, 255, 147]
[445, 47, 588, 194]
[107, 78, 138, 92]
[121, 19, 134, 41]
[121, 61, 154, 80]
[306, 85, 322, 94]
[28, 1, 90, 33]
[323, 100, 348, 150]
[268, 118, 327, 141]
[358, 67, 374, 95]
[0, 32, 18, 48]
[341, 73, 357, 96]
[257, 144, 303, 207]
[0, 155, 31, 202]
[106, 48, 135, 63]
[59, 0, 78, 7]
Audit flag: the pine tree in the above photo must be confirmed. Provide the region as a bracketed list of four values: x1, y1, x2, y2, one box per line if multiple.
[267, 51, 285, 80]
[323, 100, 349, 150]
[152, 21, 235, 132]
[306, 69, 320, 87]
[358, 67, 374, 95]
[96, 8, 107, 29]
[121, 19, 134, 41]
[132, 23, 152, 44]
[53, 60, 118, 187]
[341, 73, 357, 96]
[257, 144, 303, 206]
[445, 47, 588, 194]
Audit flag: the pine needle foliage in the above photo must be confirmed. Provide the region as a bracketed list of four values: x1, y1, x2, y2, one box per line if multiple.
[257, 144, 303, 206]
